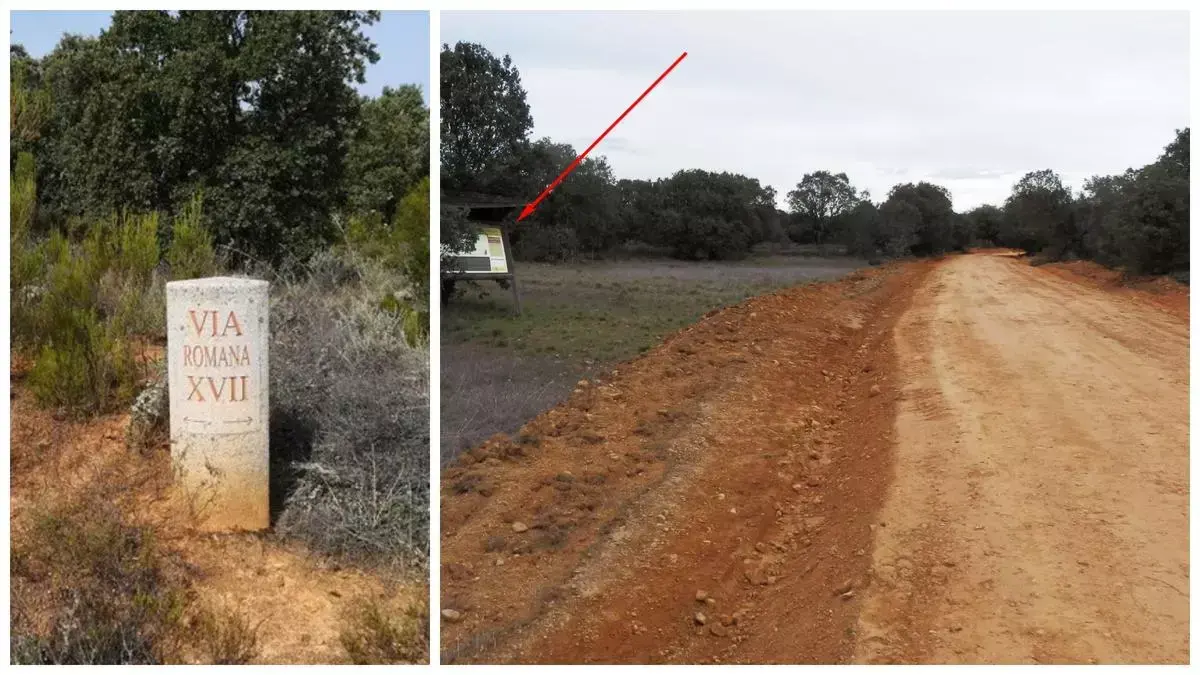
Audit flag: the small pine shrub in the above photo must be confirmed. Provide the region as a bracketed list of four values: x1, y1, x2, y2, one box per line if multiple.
[167, 192, 217, 281]
[391, 177, 430, 304]
[28, 307, 138, 414]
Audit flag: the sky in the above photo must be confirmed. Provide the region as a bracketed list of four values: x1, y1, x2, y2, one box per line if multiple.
[442, 11, 1189, 210]
[10, 10, 430, 103]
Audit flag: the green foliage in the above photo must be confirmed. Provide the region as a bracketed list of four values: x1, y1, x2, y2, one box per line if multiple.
[379, 294, 429, 348]
[10, 165, 167, 414]
[1001, 169, 1075, 256]
[786, 171, 865, 245]
[997, 128, 1189, 276]
[11, 152, 37, 240]
[440, 41, 534, 195]
[878, 182, 961, 256]
[166, 192, 217, 281]
[344, 176, 430, 310]
[440, 203, 475, 263]
[393, 177, 431, 303]
[653, 170, 778, 260]
[26, 11, 382, 264]
[346, 86, 430, 221]
[963, 204, 1004, 246]
[512, 138, 624, 260]
[25, 226, 145, 414]
[10, 47, 52, 162]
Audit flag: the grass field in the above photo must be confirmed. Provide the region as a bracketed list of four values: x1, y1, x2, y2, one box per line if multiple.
[440, 255, 866, 463]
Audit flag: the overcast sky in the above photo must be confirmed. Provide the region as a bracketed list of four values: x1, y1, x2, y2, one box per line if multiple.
[443, 11, 1188, 210]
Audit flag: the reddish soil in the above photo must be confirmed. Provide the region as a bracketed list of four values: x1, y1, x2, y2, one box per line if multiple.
[9, 367, 426, 664]
[1040, 259, 1189, 320]
[441, 261, 932, 663]
[440, 252, 1189, 664]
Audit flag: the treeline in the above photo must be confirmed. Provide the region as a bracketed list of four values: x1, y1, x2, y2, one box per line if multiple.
[10, 10, 433, 414]
[441, 42, 1187, 277]
[11, 10, 429, 265]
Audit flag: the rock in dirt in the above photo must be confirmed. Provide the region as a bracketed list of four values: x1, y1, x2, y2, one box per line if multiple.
[695, 590, 708, 602]
[694, 612, 707, 625]
[442, 609, 463, 623]
[127, 372, 169, 452]
[511, 522, 529, 533]
[710, 623, 729, 637]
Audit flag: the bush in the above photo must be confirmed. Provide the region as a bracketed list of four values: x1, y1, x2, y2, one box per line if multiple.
[270, 250, 430, 564]
[10, 155, 176, 414]
[25, 225, 146, 414]
[166, 192, 217, 281]
[342, 176, 429, 337]
[28, 307, 138, 414]
[392, 177, 430, 304]
[514, 224, 579, 262]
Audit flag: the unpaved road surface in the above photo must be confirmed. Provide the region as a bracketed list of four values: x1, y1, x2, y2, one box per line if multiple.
[855, 254, 1189, 664]
[440, 253, 1188, 664]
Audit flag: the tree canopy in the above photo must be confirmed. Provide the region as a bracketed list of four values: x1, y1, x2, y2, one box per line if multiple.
[439, 42, 1187, 276]
[11, 10, 430, 265]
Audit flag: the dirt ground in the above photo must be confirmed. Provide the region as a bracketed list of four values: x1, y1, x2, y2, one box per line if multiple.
[855, 254, 1189, 664]
[9, 378, 427, 665]
[440, 256, 866, 464]
[439, 252, 1188, 664]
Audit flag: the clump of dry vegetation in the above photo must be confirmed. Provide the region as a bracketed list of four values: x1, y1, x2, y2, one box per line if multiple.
[270, 249, 430, 565]
[10, 488, 260, 665]
[339, 595, 429, 664]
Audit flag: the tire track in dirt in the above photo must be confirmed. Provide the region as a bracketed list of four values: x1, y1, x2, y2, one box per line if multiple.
[440, 262, 934, 663]
[854, 253, 1188, 664]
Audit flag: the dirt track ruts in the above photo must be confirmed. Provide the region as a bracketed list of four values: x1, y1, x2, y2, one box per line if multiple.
[440, 253, 1189, 664]
[854, 253, 1189, 664]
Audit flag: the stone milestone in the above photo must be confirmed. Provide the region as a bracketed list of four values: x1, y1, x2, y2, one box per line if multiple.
[166, 277, 269, 531]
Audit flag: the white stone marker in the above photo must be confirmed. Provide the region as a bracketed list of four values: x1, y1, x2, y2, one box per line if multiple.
[166, 277, 269, 531]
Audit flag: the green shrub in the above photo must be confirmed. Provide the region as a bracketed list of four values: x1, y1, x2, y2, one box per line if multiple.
[11, 153, 47, 346]
[28, 307, 138, 414]
[17, 215, 153, 414]
[166, 192, 217, 280]
[392, 177, 430, 304]
[343, 176, 429, 312]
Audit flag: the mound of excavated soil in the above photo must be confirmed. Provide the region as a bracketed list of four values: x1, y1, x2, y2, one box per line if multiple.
[441, 261, 934, 664]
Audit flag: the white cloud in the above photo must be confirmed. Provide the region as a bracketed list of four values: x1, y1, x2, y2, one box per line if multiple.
[443, 10, 1188, 210]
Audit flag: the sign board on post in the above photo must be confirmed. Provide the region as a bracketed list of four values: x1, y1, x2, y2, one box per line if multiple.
[442, 194, 525, 313]
[166, 277, 270, 531]
[457, 226, 510, 275]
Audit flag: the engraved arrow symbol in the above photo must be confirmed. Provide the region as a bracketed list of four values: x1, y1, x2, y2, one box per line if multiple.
[222, 417, 253, 425]
[182, 417, 212, 426]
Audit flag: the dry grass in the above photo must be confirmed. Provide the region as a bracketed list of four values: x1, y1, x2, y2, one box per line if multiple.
[9, 486, 259, 665]
[269, 250, 430, 565]
[339, 595, 429, 664]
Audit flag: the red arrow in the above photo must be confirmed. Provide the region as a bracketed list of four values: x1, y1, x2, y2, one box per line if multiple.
[518, 51, 688, 221]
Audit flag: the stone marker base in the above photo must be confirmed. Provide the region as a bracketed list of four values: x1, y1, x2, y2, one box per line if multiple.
[166, 277, 270, 532]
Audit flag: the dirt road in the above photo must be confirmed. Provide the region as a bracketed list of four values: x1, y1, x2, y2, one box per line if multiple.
[440, 253, 1188, 664]
[855, 254, 1189, 664]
